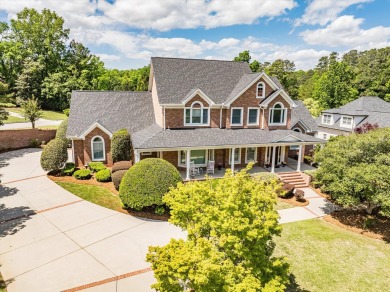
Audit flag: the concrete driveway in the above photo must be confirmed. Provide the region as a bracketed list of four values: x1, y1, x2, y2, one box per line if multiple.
[0, 149, 186, 292]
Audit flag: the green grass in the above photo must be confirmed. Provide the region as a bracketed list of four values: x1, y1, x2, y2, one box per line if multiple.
[274, 219, 390, 292]
[8, 108, 66, 120]
[56, 182, 124, 212]
[3, 115, 25, 124]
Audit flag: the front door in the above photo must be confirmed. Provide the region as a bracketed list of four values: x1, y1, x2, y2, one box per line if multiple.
[266, 146, 285, 166]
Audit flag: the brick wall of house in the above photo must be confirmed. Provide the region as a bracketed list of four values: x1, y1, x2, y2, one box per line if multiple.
[291, 123, 306, 133]
[0, 129, 56, 151]
[165, 107, 220, 129]
[73, 127, 113, 167]
[184, 94, 210, 107]
[162, 151, 179, 168]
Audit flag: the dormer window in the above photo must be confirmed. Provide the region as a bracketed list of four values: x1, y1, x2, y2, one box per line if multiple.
[269, 102, 287, 125]
[341, 116, 353, 128]
[257, 82, 265, 98]
[322, 114, 332, 125]
[185, 102, 209, 126]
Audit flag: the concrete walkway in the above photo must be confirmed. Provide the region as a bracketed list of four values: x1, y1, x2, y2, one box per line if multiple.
[0, 111, 63, 130]
[0, 149, 337, 291]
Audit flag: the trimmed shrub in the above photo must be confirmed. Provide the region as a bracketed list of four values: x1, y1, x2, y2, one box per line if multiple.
[88, 162, 106, 172]
[155, 205, 166, 215]
[295, 189, 305, 201]
[111, 161, 132, 174]
[119, 158, 182, 210]
[96, 168, 111, 182]
[62, 162, 76, 176]
[40, 138, 68, 172]
[73, 169, 92, 180]
[112, 169, 127, 190]
[56, 119, 69, 141]
[111, 129, 131, 163]
[29, 139, 40, 148]
[278, 183, 295, 198]
[63, 108, 70, 116]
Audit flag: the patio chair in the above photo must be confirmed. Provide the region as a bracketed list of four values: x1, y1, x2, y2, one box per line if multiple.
[190, 161, 198, 177]
[206, 160, 215, 174]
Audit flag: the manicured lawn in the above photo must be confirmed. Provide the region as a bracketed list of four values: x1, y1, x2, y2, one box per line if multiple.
[8, 108, 66, 120]
[56, 182, 124, 212]
[3, 115, 25, 124]
[274, 219, 390, 291]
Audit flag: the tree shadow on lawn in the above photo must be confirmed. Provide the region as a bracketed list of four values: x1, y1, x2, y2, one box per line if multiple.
[286, 274, 310, 292]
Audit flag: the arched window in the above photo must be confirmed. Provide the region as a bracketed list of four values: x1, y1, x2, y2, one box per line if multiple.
[91, 136, 105, 161]
[293, 128, 301, 133]
[185, 102, 209, 125]
[257, 82, 265, 98]
[269, 103, 287, 125]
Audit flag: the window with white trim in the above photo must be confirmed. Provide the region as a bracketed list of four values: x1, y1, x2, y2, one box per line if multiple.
[323, 133, 328, 140]
[322, 114, 332, 125]
[269, 103, 287, 125]
[185, 102, 209, 125]
[231, 108, 243, 126]
[245, 147, 257, 163]
[341, 116, 353, 128]
[229, 148, 241, 164]
[247, 108, 259, 125]
[257, 82, 265, 98]
[92, 136, 105, 161]
[179, 150, 207, 167]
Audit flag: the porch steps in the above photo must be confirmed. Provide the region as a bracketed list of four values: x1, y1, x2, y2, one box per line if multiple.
[277, 172, 310, 188]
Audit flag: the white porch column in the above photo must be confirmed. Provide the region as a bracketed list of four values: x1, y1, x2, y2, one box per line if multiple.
[186, 149, 191, 180]
[159, 151, 163, 159]
[231, 147, 235, 173]
[271, 146, 276, 173]
[297, 145, 303, 172]
[134, 150, 140, 163]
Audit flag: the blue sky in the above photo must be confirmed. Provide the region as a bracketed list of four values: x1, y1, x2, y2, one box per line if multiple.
[1, 0, 389, 70]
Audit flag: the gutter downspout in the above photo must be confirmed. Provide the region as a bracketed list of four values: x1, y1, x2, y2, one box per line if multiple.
[219, 104, 223, 128]
[163, 106, 166, 130]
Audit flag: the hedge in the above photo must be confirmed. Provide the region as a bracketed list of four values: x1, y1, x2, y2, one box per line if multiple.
[88, 162, 106, 172]
[119, 158, 182, 210]
[96, 168, 111, 182]
[111, 161, 132, 174]
[111, 129, 131, 163]
[40, 138, 68, 172]
[73, 169, 92, 180]
[56, 119, 69, 141]
[112, 169, 127, 190]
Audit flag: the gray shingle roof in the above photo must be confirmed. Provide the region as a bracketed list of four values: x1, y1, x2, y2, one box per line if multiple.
[291, 100, 318, 132]
[152, 57, 252, 104]
[132, 128, 324, 150]
[67, 91, 155, 138]
[224, 73, 262, 104]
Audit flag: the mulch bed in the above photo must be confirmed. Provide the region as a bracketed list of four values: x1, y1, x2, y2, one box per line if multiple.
[124, 207, 170, 221]
[324, 209, 390, 242]
[279, 195, 309, 207]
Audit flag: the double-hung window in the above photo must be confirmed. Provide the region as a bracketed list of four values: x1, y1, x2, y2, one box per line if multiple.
[257, 82, 265, 98]
[341, 116, 353, 128]
[185, 102, 209, 126]
[231, 108, 243, 126]
[269, 103, 287, 125]
[91, 136, 105, 161]
[247, 108, 259, 125]
[245, 147, 257, 163]
[229, 148, 241, 164]
[322, 114, 332, 125]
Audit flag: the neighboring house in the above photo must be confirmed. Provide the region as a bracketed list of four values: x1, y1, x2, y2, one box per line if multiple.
[67, 57, 324, 179]
[315, 96, 390, 140]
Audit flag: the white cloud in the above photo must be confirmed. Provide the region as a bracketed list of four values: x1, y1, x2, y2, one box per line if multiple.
[96, 53, 120, 62]
[295, 0, 372, 26]
[300, 15, 390, 48]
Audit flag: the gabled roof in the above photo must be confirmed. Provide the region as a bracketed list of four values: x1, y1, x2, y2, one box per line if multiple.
[181, 88, 215, 106]
[67, 91, 155, 138]
[152, 57, 251, 105]
[259, 89, 297, 108]
[291, 100, 318, 132]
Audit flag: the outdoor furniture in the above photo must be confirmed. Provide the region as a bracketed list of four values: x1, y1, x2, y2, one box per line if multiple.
[190, 161, 199, 177]
[207, 160, 215, 174]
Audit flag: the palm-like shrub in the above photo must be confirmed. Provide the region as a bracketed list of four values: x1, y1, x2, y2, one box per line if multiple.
[119, 158, 182, 210]
[111, 129, 131, 163]
[40, 138, 68, 172]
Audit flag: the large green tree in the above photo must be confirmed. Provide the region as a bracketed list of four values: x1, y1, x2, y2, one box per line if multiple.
[315, 128, 390, 216]
[147, 166, 289, 291]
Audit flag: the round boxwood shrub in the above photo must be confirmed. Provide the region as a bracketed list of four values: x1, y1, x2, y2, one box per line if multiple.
[111, 129, 131, 163]
[40, 138, 68, 172]
[62, 162, 76, 176]
[95, 168, 111, 182]
[119, 158, 182, 210]
[112, 169, 127, 190]
[88, 162, 106, 172]
[73, 169, 92, 180]
[111, 161, 132, 174]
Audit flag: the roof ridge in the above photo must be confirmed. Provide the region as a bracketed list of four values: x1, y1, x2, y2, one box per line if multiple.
[151, 56, 248, 63]
[72, 90, 150, 93]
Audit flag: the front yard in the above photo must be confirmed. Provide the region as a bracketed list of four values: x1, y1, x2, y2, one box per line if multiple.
[274, 219, 390, 291]
[7, 108, 66, 120]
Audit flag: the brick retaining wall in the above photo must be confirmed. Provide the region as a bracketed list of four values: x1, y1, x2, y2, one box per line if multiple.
[0, 129, 56, 151]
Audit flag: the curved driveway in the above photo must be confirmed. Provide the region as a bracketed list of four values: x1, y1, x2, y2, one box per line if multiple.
[0, 149, 185, 292]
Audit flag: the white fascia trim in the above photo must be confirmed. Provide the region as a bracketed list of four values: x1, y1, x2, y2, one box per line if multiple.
[181, 89, 215, 106]
[261, 89, 297, 108]
[79, 122, 113, 139]
[291, 120, 311, 133]
[225, 72, 279, 107]
[274, 134, 304, 143]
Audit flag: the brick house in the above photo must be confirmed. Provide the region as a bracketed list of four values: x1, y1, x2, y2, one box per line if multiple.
[67, 57, 323, 179]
